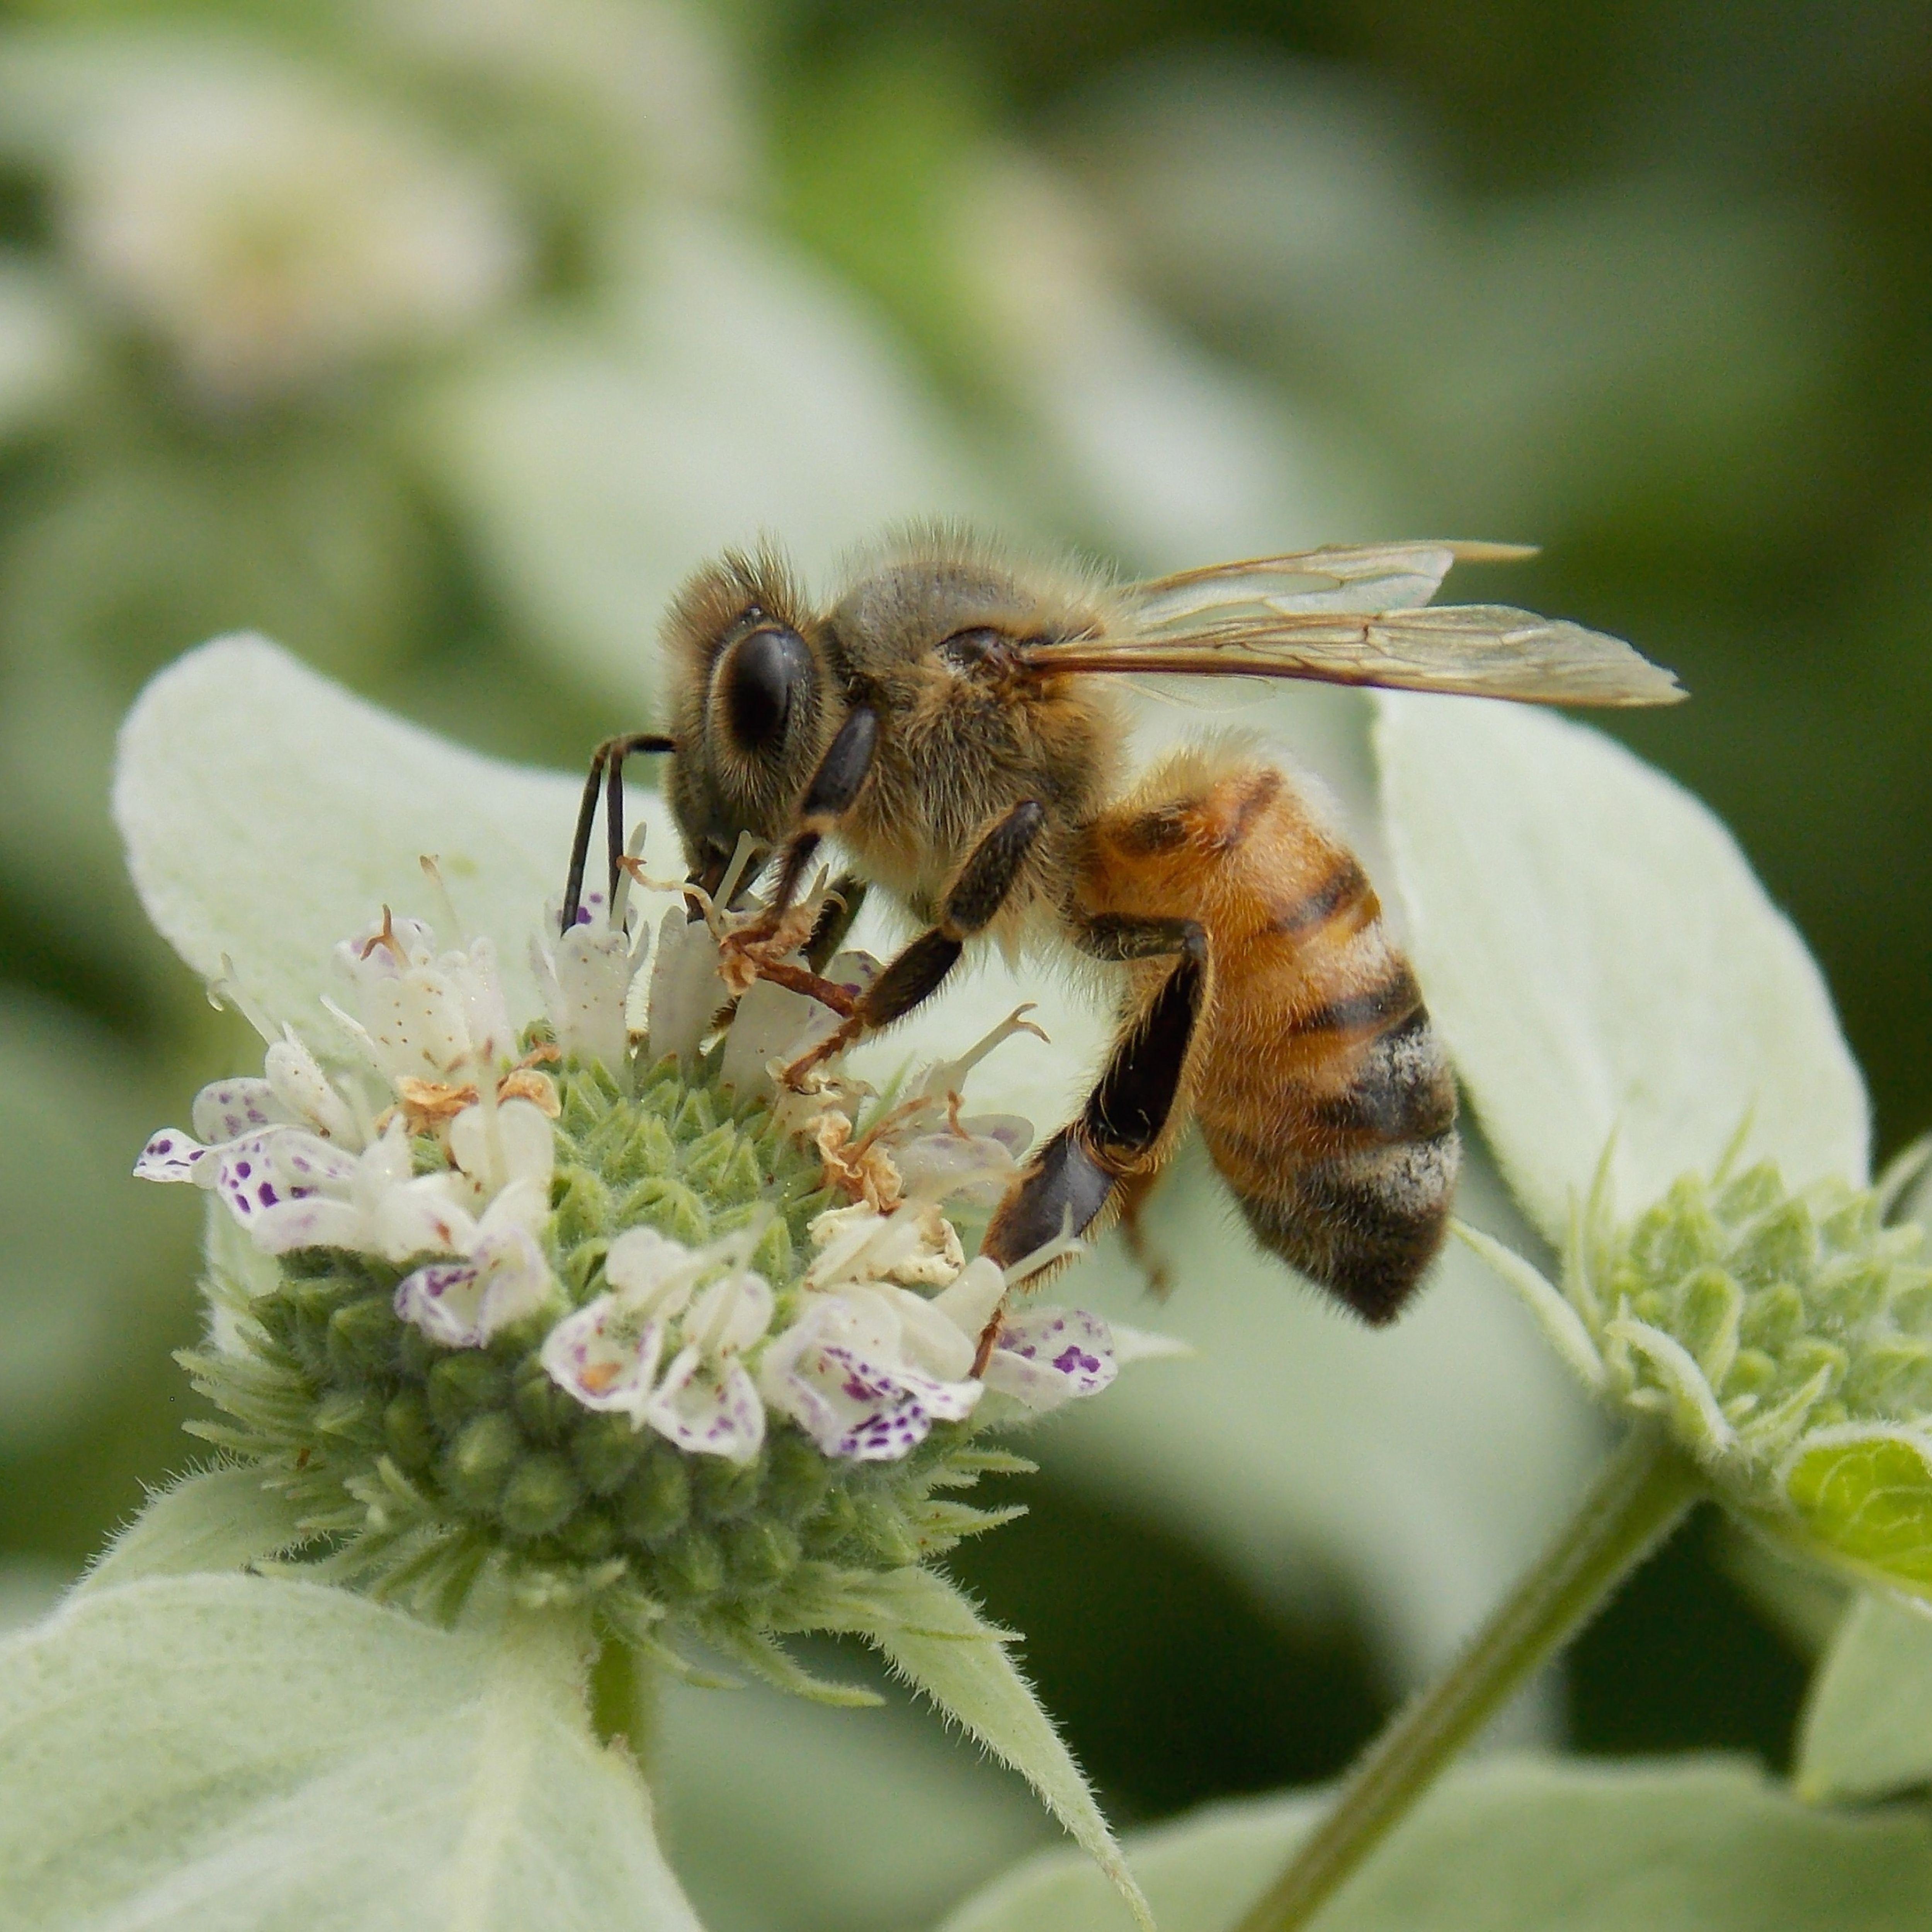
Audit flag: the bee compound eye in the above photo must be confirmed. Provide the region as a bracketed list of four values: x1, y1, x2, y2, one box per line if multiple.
[721, 624, 812, 752]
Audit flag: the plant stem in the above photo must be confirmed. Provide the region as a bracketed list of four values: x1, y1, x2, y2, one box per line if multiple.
[591, 1635, 660, 1776]
[1232, 1424, 1704, 1932]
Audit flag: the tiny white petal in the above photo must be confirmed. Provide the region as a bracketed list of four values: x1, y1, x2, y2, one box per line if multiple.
[719, 979, 817, 1098]
[262, 1031, 361, 1145]
[542, 1294, 665, 1415]
[645, 905, 725, 1067]
[644, 1348, 766, 1461]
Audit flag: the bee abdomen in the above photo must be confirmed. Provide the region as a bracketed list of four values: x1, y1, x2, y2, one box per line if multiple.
[1200, 994, 1461, 1324]
[1225, 1129, 1460, 1325]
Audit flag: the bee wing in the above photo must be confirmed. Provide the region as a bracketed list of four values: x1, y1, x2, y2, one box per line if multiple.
[1033, 543, 1684, 707]
[1125, 541, 1538, 630]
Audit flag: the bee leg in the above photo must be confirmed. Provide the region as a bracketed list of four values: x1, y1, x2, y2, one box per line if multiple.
[561, 732, 675, 932]
[976, 917, 1206, 1357]
[806, 874, 869, 973]
[781, 801, 1044, 1085]
[749, 706, 880, 935]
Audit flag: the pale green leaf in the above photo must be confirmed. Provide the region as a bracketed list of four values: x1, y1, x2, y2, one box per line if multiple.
[0, 992, 195, 1449]
[1798, 1590, 1932, 1801]
[938, 1755, 1932, 1932]
[849, 1566, 1152, 1932]
[78, 1464, 309, 1595]
[425, 207, 1000, 704]
[0, 1573, 705, 1931]
[656, 1675, 1050, 1932]
[1376, 694, 1868, 1247]
[1779, 1429, 1932, 1597]
[112, 635, 683, 1033]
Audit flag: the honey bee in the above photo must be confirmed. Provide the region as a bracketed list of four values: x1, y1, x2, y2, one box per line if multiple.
[564, 529, 1681, 1327]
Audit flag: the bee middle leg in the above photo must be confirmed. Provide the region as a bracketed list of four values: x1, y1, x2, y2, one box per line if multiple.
[779, 801, 1045, 1085]
[980, 913, 1208, 1279]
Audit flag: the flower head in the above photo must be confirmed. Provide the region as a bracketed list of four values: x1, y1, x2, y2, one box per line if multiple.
[123, 638, 1167, 1699]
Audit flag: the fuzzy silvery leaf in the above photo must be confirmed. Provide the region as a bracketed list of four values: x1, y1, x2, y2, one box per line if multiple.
[112, 635, 679, 1033]
[78, 1464, 309, 1595]
[0, 993, 194, 1450]
[1798, 1590, 1932, 1803]
[424, 207, 1000, 703]
[1376, 693, 1867, 1244]
[0, 1575, 705, 1932]
[937, 1756, 1932, 1932]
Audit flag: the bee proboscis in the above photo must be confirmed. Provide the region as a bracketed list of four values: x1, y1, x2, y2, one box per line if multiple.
[563, 530, 1682, 1331]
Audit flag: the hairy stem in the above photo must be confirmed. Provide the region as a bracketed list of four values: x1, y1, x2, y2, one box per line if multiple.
[1233, 1424, 1703, 1932]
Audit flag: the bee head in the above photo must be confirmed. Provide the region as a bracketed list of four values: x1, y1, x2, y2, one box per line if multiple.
[661, 548, 833, 887]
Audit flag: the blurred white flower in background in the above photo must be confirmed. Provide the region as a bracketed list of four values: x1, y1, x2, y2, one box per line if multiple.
[58, 51, 525, 404]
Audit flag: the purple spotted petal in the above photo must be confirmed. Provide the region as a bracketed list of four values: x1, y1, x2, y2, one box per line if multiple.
[982, 1307, 1117, 1412]
[213, 1131, 357, 1233]
[191, 1078, 280, 1144]
[645, 1352, 765, 1460]
[134, 1129, 206, 1184]
[395, 1259, 488, 1347]
[772, 1339, 978, 1462]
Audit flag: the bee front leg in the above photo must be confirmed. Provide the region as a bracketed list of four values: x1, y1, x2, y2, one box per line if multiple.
[975, 915, 1208, 1366]
[779, 800, 1045, 1086]
[561, 732, 677, 932]
[742, 706, 881, 940]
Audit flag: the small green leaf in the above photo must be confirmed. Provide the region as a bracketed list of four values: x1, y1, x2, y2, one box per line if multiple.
[1798, 1590, 1932, 1801]
[79, 1463, 310, 1594]
[938, 1755, 1932, 1932]
[0, 1574, 706, 1930]
[1781, 1429, 1932, 1593]
[845, 1566, 1153, 1932]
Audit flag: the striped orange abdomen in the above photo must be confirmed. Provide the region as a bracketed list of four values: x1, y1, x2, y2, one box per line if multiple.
[1079, 751, 1459, 1322]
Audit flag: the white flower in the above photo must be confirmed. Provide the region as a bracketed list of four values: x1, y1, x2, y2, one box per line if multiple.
[541, 1226, 773, 1461]
[530, 890, 643, 1073]
[58, 46, 524, 404]
[644, 902, 726, 1069]
[206, 1120, 473, 1262]
[806, 1202, 965, 1290]
[330, 911, 517, 1087]
[135, 1026, 366, 1183]
[759, 1285, 983, 1462]
[393, 1218, 554, 1348]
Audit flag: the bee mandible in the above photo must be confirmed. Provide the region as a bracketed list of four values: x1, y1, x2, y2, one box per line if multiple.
[561, 530, 1682, 1329]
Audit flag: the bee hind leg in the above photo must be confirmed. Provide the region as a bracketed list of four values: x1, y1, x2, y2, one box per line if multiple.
[976, 917, 1206, 1360]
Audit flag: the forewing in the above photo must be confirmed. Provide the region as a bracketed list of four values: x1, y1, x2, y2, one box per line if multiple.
[1028, 603, 1685, 707]
[1127, 541, 1538, 630]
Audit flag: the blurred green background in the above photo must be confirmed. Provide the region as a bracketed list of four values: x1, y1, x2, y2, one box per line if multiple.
[0, 2, 1923, 1927]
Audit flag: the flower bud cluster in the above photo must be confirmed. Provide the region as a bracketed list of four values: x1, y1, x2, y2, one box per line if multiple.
[144, 866, 1150, 1684]
[1558, 1150, 1932, 1544]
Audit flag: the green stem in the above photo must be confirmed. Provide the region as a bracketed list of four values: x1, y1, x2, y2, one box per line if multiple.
[1232, 1424, 1704, 1932]
[591, 1635, 660, 1777]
